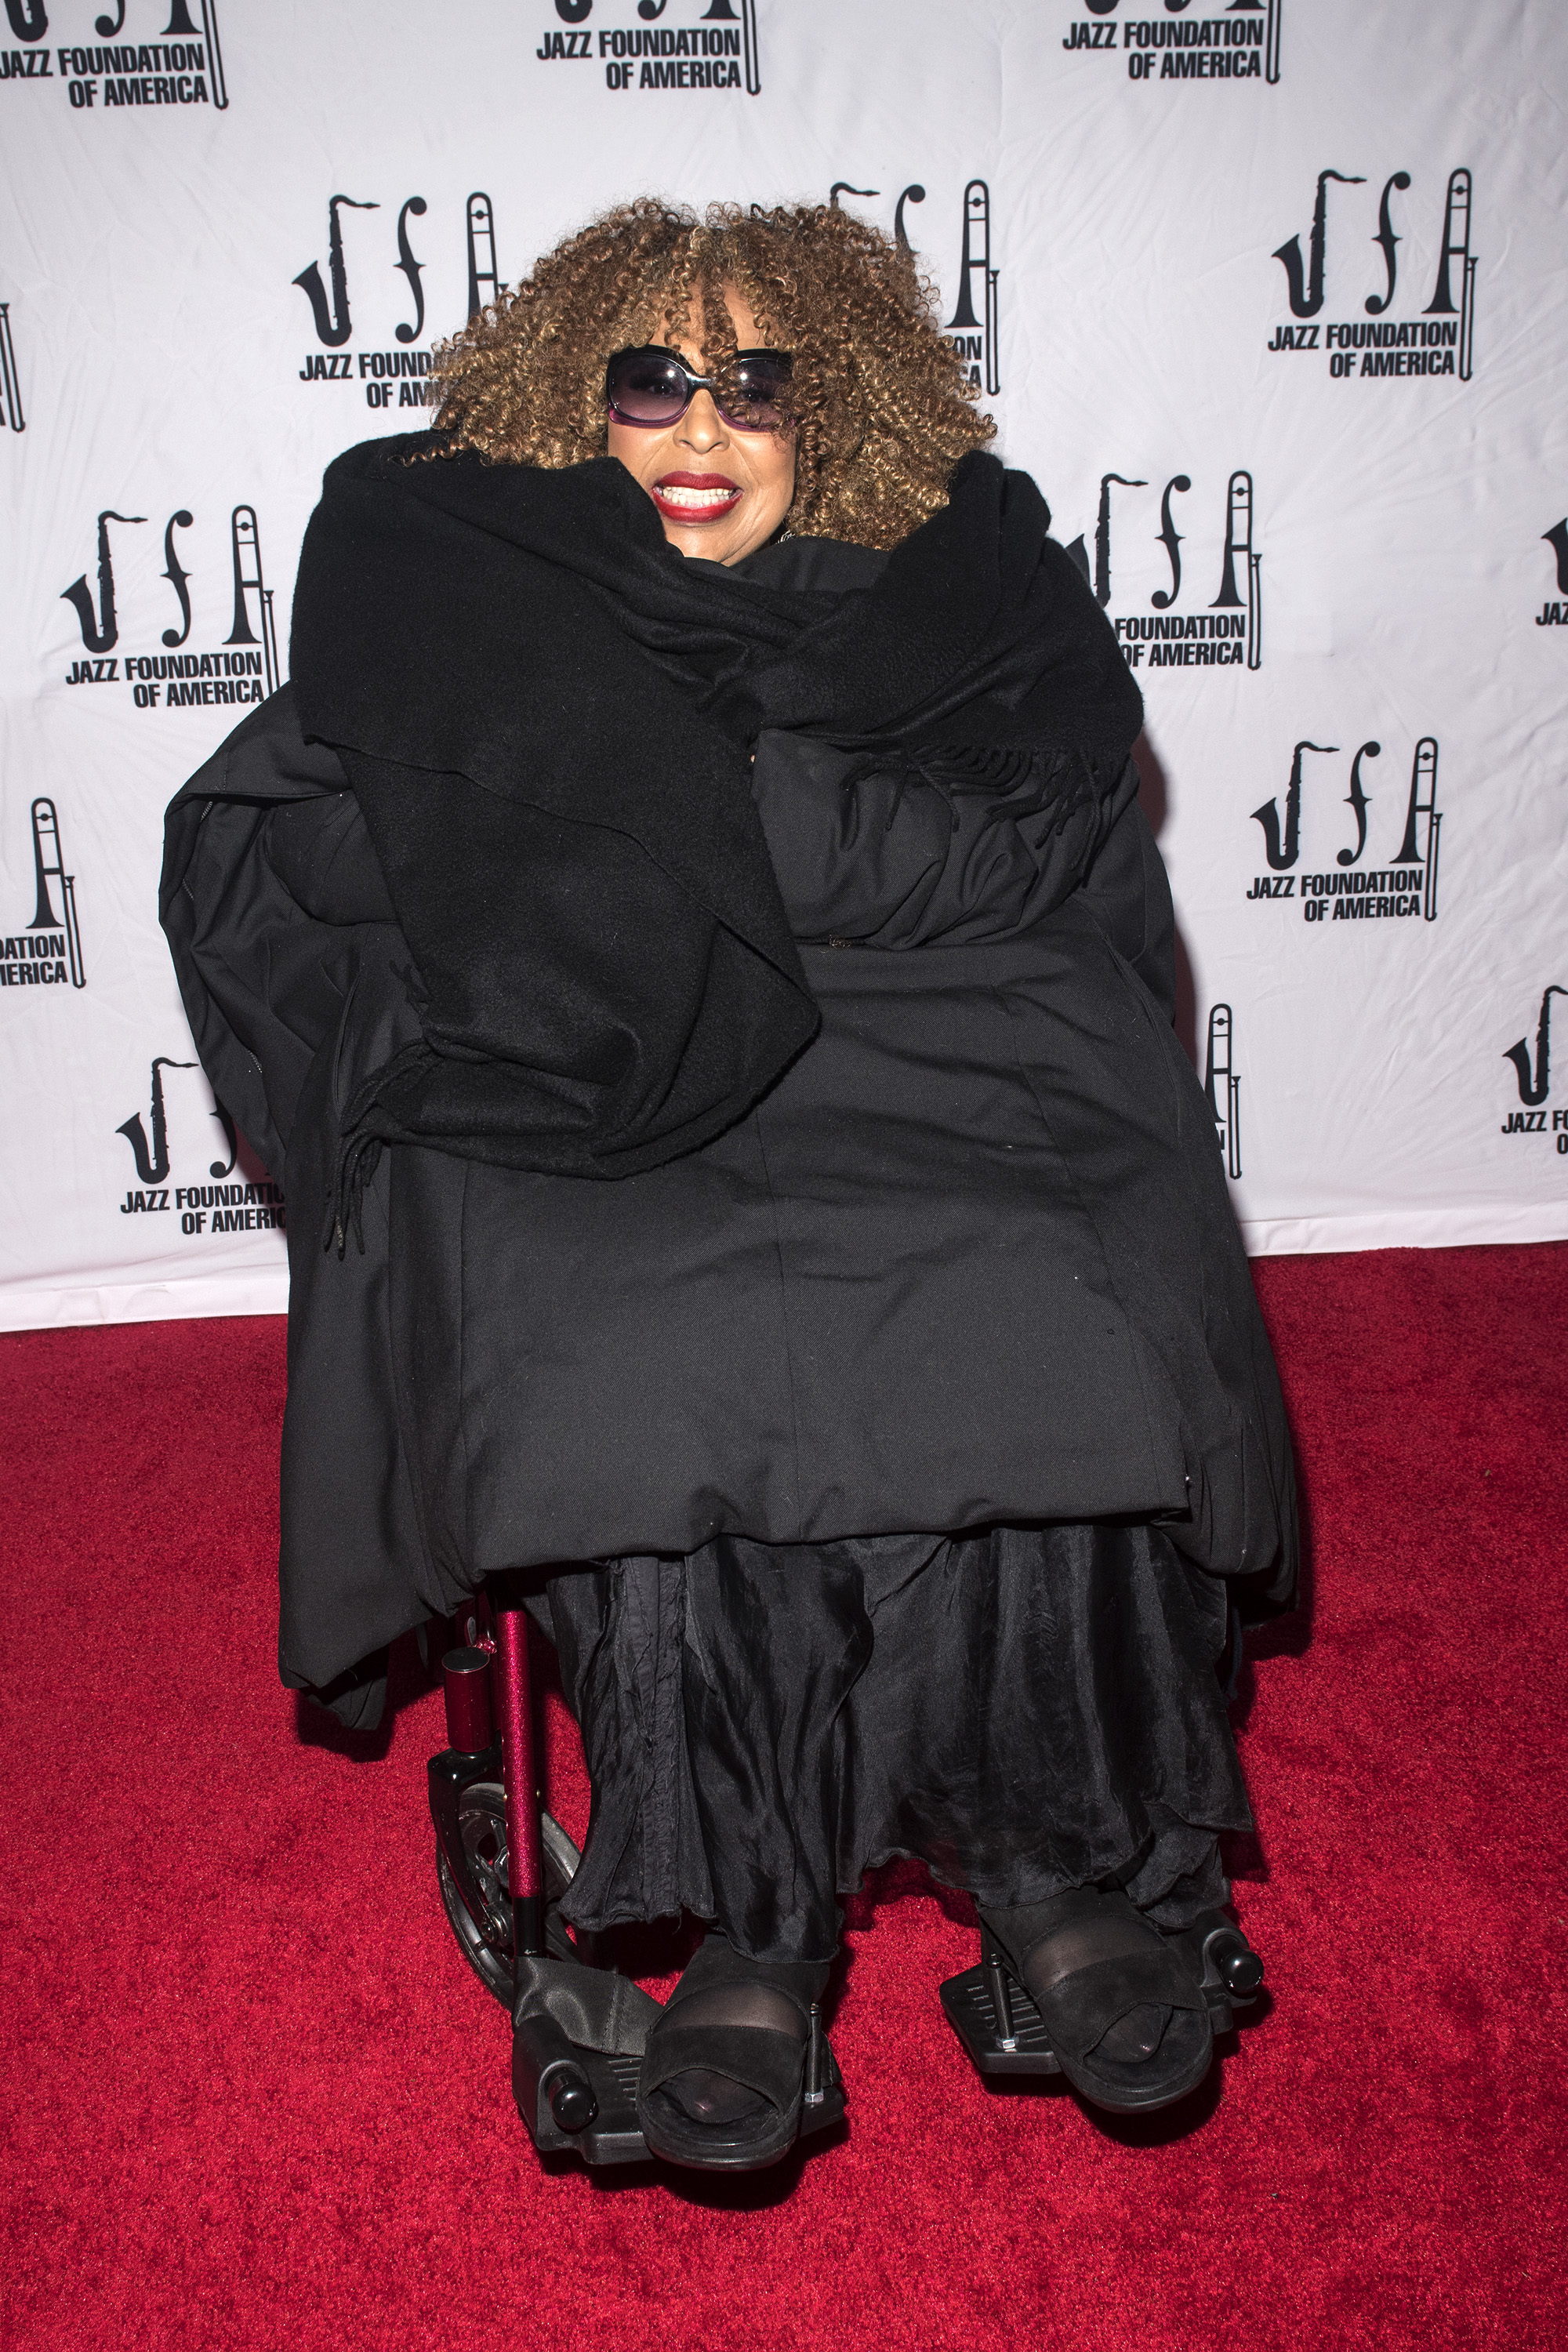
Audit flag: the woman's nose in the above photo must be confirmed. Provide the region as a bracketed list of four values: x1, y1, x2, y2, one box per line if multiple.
[677, 391, 729, 455]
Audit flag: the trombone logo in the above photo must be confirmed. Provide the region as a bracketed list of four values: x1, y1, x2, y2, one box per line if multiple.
[59, 503, 278, 709]
[2, 797, 85, 993]
[941, 180, 1000, 397]
[114, 1054, 285, 1235]
[831, 178, 1000, 396]
[0, 2, 228, 112]
[1204, 1005, 1242, 1179]
[1265, 166, 1477, 381]
[1500, 987, 1568, 1149]
[1062, 2, 1280, 84]
[1243, 734, 1442, 924]
[534, 0, 759, 96]
[292, 190, 499, 405]
[1065, 468, 1261, 674]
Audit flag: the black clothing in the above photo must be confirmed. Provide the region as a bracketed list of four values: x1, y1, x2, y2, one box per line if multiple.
[162, 466, 1297, 1796]
[286, 434, 1142, 1223]
[547, 1523, 1245, 1964]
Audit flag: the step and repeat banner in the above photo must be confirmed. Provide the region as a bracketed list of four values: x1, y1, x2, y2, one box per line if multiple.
[1, 1, 1564, 1327]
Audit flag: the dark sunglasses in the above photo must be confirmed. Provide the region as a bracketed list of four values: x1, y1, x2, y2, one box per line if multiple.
[605, 344, 793, 432]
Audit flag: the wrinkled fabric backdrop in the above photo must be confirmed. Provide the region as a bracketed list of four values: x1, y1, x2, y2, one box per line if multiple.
[1, 0, 1563, 1329]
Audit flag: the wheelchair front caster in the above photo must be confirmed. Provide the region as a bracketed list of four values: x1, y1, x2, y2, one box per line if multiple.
[430, 1754, 591, 2008]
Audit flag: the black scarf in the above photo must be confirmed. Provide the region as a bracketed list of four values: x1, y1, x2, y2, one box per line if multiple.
[289, 434, 1142, 1229]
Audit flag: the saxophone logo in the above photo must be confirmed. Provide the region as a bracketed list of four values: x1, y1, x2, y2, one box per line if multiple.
[0, 2, 227, 111]
[2, 798, 85, 995]
[1537, 519, 1568, 628]
[1204, 1005, 1242, 1178]
[60, 503, 277, 709]
[1499, 986, 1568, 1151]
[60, 507, 143, 658]
[0, 292, 23, 432]
[828, 179, 1000, 397]
[1243, 734, 1442, 924]
[114, 1054, 285, 1236]
[1065, 469, 1260, 675]
[534, 0, 759, 95]
[1062, 1, 1280, 84]
[1266, 166, 1477, 381]
[293, 191, 505, 405]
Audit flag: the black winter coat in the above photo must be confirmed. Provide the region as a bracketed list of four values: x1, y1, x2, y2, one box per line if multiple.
[162, 489, 1297, 1713]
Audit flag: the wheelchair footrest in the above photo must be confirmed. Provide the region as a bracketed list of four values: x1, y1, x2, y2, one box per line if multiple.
[514, 2031, 649, 2165]
[939, 1952, 1063, 2077]
[511, 1954, 663, 2167]
[941, 1911, 1265, 2079]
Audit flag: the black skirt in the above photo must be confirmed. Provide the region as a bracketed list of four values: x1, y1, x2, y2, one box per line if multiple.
[544, 1521, 1250, 1964]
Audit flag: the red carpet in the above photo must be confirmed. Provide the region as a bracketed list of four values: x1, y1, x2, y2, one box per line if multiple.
[2, 1246, 1563, 2350]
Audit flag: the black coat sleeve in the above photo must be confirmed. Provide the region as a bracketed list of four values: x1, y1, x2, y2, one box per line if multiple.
[159, 685, 405, 1181]
[751, 739, 1163, 963]
[161, 687, 442, 1724]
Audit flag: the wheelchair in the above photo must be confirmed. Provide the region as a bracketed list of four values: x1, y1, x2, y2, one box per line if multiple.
[427, 1575, 1265, 2166]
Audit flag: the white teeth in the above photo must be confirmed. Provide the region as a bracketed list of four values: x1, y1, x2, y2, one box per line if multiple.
[658, 484, 739, 508]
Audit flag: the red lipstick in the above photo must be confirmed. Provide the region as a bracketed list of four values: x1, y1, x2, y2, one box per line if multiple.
[651, 470, 742, 525]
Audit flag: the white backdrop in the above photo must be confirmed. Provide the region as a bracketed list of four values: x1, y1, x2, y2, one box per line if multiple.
[2, 0, 1565, 1330]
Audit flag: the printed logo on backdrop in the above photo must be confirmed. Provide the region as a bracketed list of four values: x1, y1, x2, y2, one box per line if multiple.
[0, 2, 227, 112]
[293, 191, 506, 409]
[0, 291, 23, 432]
[1537, 521, 1568, 629]
[1500, 988, 1568, 1154]
[60, 503, 278, 710]
[2, 798, 85, 995]
[1267, 168, 1477, 382]
[1063, 470, 1260, 676]
[535, 0, 759, 96]
[114, 1054, 285, 1236]
[1243, 735, 1442, 926]
[1204, 1004, 1242, 1178]
[1497, 982, 1568, 1163]
[828, 180, 1000, 397]
[1062, 1, 1279, 85]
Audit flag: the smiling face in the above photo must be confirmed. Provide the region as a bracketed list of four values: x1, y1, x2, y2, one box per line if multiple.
[606, 285, 797, 565]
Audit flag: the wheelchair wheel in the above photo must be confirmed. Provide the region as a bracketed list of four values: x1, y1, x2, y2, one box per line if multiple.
[437, 1781, 584, 2008]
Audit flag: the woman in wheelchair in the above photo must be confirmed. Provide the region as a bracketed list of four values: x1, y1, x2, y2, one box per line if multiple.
[163, 200, 1295, 2172]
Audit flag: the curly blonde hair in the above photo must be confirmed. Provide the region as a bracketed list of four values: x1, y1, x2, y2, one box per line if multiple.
[426, 200, 996, 550]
